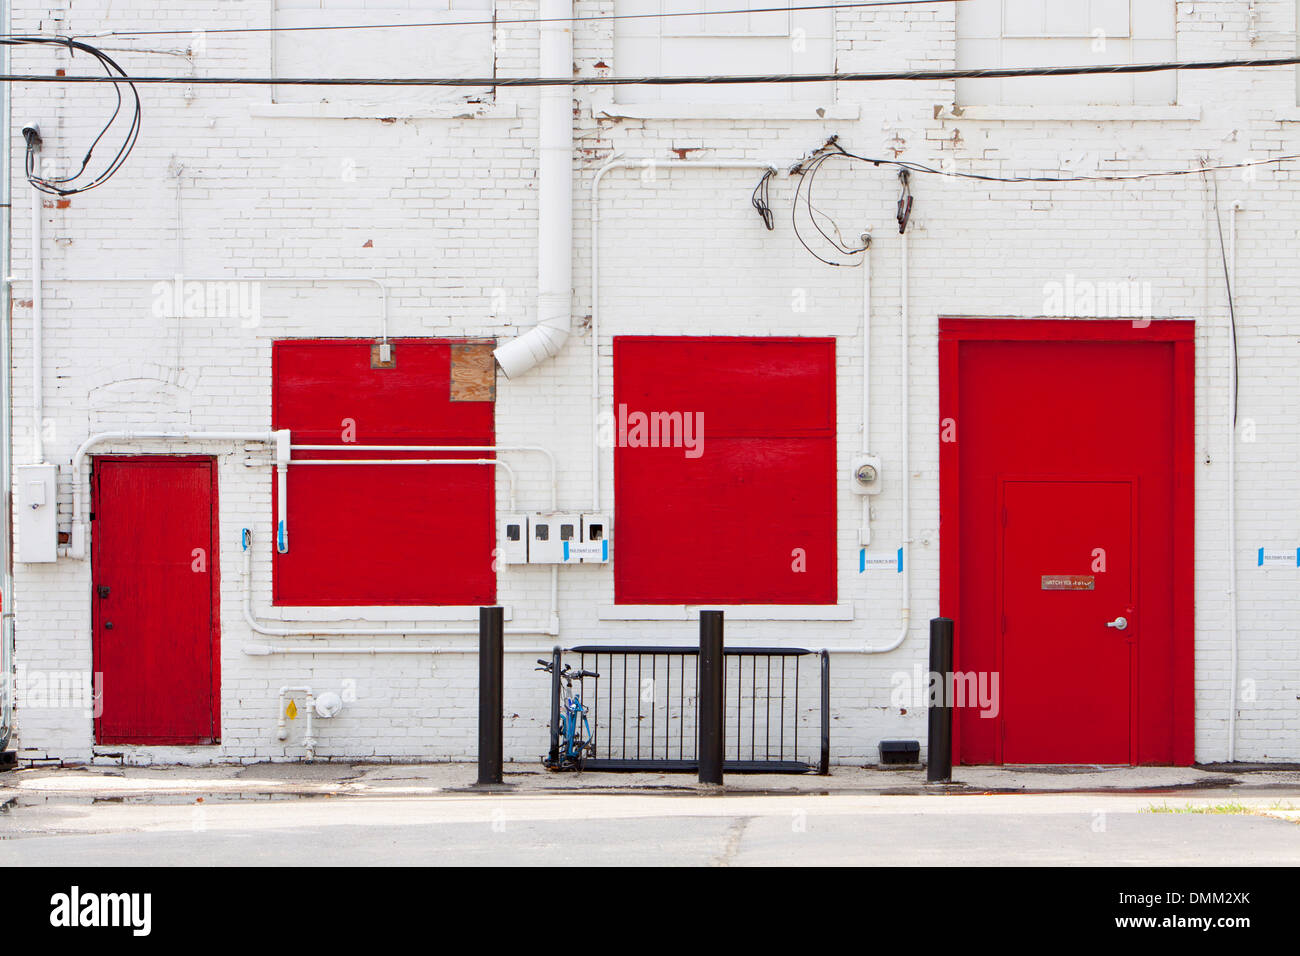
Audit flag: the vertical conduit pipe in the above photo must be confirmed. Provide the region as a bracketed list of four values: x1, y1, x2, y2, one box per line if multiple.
[859, 224, 910, 653]
[1227, 201, 1241, 763]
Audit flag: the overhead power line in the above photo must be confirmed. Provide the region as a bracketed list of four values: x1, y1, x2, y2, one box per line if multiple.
[787, 137, 1298, 265]
[8, 53, 1300, 87]
[72, 0, 968, 38]
[1, 36, 141, 195]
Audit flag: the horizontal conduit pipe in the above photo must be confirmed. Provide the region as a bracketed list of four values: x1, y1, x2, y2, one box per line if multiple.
[246, 643, 548, 656]
[9, 274, 391, 341]
[291, 444, 558, 509]
[285, 458, 518, 510]
[241, 539, 559, 638]
[69, 430, 282, 557]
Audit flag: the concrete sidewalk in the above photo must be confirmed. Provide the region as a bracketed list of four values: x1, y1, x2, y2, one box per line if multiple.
[4, 761, 1300, 804]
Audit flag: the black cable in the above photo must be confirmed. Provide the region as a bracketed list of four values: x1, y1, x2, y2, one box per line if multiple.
[5, 36, 141, 195]
[73, 0, 971, 38]
[1209, 170, 1239, 427]
[751, 168, 776, 231]
[10, 52, 1300, 87]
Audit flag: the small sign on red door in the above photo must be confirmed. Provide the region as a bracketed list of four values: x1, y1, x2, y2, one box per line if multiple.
[1040, 574, 1095, 591]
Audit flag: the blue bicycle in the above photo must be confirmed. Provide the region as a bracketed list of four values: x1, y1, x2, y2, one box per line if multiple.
[536, 658, 599, 770]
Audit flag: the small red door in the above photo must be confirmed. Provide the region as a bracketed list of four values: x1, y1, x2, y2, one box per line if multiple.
[998, 479, 1136, 764]
[93, 457, 219, 744]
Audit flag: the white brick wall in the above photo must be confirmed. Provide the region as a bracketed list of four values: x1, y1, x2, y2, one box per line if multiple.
[8, 0, 1300, 765]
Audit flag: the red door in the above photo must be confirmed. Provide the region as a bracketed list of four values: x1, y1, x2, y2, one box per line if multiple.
[999, 479, 1136, 764]
[940, 319, 1195, 766]
[93, 457, 219, 744]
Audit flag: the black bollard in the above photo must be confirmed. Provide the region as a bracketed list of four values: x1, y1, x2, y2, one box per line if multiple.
[546, 645, 562, 769]
[927, 616, 955, 783]
[698, 610, 725, 786]
[477, 606, 504, 785]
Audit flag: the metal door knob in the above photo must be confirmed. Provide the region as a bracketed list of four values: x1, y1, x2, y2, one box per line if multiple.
[1106, 616, 1128, 631]
[104, 622, 113, 630]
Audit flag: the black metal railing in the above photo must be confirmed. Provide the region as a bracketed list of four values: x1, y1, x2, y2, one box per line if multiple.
[551, 644, 829, 774]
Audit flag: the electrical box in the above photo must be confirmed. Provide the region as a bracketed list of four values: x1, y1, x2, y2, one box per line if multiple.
[850, 455, 883, 495]
[503, 513, 614, 565]
[528, 512, 580, 564]
[568, 513, 611, 563]
[17, 464, 58, 563]
[499, 514, 528, 565]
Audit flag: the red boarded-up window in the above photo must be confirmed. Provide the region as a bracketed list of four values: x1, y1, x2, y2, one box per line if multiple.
[272, 339, 495, 606]
[613, 336, 836, 605]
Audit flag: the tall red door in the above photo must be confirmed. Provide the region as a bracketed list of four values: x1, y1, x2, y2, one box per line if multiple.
[93, 457, 219, 744]
[999, 479, 1136, 764]
[940, 319, 1195, 766]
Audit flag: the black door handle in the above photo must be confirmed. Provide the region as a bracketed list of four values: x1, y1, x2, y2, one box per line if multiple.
[104, 622, 113, 630]
[97, 585, 110, 599]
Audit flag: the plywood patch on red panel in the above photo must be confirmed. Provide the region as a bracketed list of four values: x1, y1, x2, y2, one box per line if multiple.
[450, 339, 497, 402]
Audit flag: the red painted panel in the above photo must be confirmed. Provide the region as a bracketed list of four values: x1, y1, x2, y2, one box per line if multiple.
[93, 457, 218, 744]
[614, 336, 836, 605]
[939, 319, 1194, 766]
[999, 480, 1134, 764]
[272, 339, 495, 606]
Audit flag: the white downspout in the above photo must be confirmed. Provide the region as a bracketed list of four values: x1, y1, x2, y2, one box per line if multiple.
[858, 224, 910, 654]
[493, 0, 573, 379]
[1227, 201, 1241, 763]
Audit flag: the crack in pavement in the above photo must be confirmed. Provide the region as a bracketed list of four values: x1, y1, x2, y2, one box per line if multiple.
[712, 815, 752, 867]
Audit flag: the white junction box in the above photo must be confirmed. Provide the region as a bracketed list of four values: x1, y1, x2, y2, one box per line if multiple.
[570, 513, 611, 563]
[17, 464, 59, 563]
[529, 512, 580, 564]
[505, 513, 612, 564]
[499, 513, 528, 565]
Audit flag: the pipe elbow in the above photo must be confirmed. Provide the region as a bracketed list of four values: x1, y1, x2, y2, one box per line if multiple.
[494, 298, 572, 378]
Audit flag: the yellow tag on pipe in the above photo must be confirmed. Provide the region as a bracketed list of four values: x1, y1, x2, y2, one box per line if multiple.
[286, 699, 298, 720]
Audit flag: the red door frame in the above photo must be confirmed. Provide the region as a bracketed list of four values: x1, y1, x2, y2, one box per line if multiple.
[92, 455, 222, 744]
[938, 318, 1195, 766]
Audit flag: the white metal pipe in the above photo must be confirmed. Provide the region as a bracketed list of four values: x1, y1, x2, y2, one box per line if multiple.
[276, 463, 288, 554]
[589, 157, 778, 512]
[8, 274, 390, 341]
[1227, 201, 1241, 763]
[286, 458, 517, 511]
[861, 230, 872, 541]
[275, 685, 315, 757]
[493, 0, 572, 379]
[292, 444, 558, 509]
[30, 180, 42, 463]
[241, 539, 558, 637]
[857, 226, 911, 654]
[247, 642, 546, 656]
[68, 429, 281, 558]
